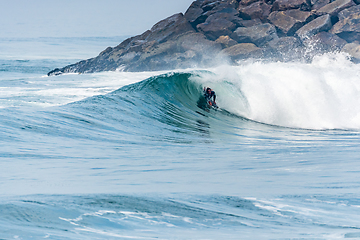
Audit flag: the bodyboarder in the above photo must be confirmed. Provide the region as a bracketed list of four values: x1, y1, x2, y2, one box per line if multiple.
[204, 87, 217, 107]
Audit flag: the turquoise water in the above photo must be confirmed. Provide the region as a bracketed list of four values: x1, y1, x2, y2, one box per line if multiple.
[1, 37, 360, 239]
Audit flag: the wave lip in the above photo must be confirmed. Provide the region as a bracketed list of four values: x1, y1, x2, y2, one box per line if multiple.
[198, 54, 360, 130]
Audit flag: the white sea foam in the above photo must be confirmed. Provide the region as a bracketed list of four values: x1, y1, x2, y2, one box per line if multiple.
[195, 53, 360, 130]
[0, 71, 166, 108]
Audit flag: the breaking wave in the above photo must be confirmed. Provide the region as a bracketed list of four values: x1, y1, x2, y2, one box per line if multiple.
[69, 53, 360, 131]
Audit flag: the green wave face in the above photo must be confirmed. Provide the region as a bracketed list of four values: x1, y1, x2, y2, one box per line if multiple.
[62, 71, 257, 144]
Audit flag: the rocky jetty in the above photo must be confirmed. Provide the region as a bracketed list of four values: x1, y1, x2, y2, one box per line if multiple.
[48, 0, 360, 76]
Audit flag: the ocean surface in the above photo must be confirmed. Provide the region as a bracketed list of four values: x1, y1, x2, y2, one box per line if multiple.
[1, 37, 360, 240]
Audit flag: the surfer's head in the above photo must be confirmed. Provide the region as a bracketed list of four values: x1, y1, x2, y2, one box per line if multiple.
[206, 88, 211, 94]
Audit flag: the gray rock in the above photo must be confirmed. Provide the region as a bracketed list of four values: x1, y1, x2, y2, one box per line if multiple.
[342, 42, 360, 62]
[316, 0, 355, 17]
[240, 0, 262, 6]
[178, 32, 221, 53]
[48, 0, 360, 76]
[306, 31, 347, 51]
[236, 19, 263, 27]
[200, 0, 239, 12]
[268, 9, 314, 36]
[330, 8, 360, 42]
[311, 0, 330, 11]
[197, 18, 237, 40]
[184, 0, 206, 27]
[201, 0, 220, 11]
[206, 7, 239, 22]
[264, 36, 303, 60]
[232, 23, 279, 46]
[271, 0, 311, 11]
[126, 32, 222, 71]
[204, 0, 239, 11]
[338, 5, 360, 20]
[296, 14, 332, 39]
[48, 13, 203, 75]
[220, 43, 263, 60]
[205, 7, 244, 27]
[238, 1, 272, 21]
[208, 8, 239, 21]
[147, 13, 195, 43]
[266, 36, 302, 50]
[194, 1, 240, 26]
[215, 35, 238, 48]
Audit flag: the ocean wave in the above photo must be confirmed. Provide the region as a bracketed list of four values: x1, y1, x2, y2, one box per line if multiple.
[2, 53, 360, 146]
[68, 54, 360, 131]
[1, 194, 360, 239]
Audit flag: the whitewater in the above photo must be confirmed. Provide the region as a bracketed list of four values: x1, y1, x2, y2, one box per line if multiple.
[1, 37, 360, 239]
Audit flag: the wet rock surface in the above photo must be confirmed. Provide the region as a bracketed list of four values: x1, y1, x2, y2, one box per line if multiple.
[316, 0, 355, 17]
[330, 5, 360, 42]
[221, 42, 263, 59]
[232, 23, 278, 45]
[48, 0, 360, 76]
[268, 9, 313, 35]
[342, 42, 360, 62]
[296, 14, 332, 39]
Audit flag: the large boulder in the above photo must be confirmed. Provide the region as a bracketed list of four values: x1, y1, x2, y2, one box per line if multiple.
[206, 7, 239, 21]
[232, 23, 279, 46]
[205, 7, 244, 27]
[127, 41, 178, 71]
[296, 14, 332, 39]
[126, 32, 222, 71]
[201, 0, 221, 12]
[268, 9, 314, 36]
[199, 0, 238, 14]
[220, 43, 263, 60]
[184, 0, 207, 27]
[136, 32, 221, 70]
[338, 4, 360, 20]
[238, 1, 272, 21]
[185, 1, 241, 29]
[203, 0, 239, 12]
[178, 32, 222, 53]
[316, 0, 355, 17]
[271, 0, 311, 11]
[311, 0, 330, 11]
[330, 5, 360, 42]
[197, 18, 237, 40]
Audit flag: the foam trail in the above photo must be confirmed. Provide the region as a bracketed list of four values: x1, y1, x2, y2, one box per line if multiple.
[0, 71, 169, 108]
[193, 53, 360, 130]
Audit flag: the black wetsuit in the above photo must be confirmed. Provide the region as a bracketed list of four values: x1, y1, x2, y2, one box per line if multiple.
[204, 90, 216, 103]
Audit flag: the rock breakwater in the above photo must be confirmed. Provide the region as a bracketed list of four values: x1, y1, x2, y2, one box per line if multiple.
[48, 0, 360, 76]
